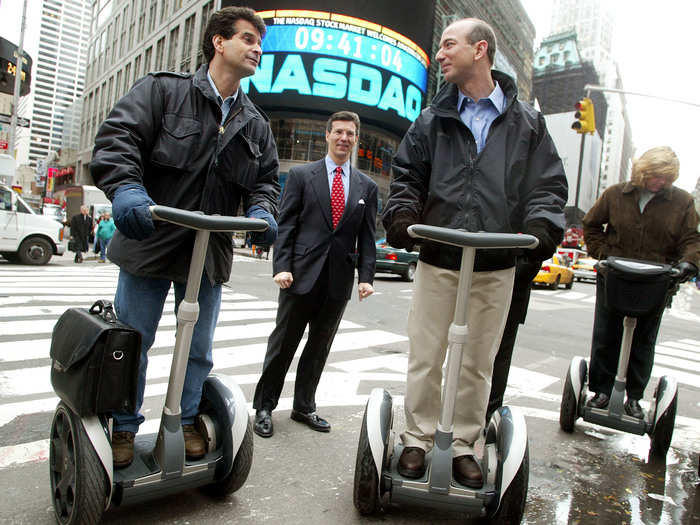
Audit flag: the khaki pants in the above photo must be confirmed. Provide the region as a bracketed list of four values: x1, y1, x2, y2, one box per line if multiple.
[401, 261, 515, 457]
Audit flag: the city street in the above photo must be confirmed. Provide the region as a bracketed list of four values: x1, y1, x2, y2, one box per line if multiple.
[0, 252, 698, 524]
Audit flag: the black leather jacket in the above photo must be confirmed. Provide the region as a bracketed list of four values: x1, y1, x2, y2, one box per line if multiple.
[91, 65, 280, 284]
[383, 71, 567, 272]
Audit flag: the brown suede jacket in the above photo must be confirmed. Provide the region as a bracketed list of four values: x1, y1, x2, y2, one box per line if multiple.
[583, 182, 700, 266]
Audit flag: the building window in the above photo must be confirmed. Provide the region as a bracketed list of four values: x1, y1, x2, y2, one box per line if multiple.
[167, 27, 179, 71]
[197, 1, 215, 68]
[148, 1, 157, 33]
[550, 53, 559, 64]
[144, 46, 153, 74]
[134, 54, 142, 79]
[138, 3, 146, 42]
[124, 62, 131, 94]
[155, 37, 165, 70]
[160, 0, 168, 24]
[182, 14, 195, 72]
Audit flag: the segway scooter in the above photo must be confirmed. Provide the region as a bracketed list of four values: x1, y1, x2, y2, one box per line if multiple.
[559, 257, 680, 457]
[353, 225, 537, 522]
[49, 206, 268, 524]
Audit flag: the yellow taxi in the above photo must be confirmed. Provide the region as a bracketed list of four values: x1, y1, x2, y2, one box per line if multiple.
[532, 254, 575, 290]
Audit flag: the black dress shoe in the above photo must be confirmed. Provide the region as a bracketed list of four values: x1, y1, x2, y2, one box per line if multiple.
[254, 409, 273, 438]
[290, 410, 330, 432]
[587, 392, 609, 409]
[624, 398, 644, 419]
[453, 455, 483, 488]
[398, 447, 425, 478]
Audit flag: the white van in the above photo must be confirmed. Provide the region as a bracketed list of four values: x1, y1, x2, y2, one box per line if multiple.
[0, 184, 66, 265]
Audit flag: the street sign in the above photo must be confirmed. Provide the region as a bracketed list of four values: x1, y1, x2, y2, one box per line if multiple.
[0, 113, 30, 127]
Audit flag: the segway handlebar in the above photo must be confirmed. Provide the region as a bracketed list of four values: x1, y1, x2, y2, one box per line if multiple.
[407, 224, 539, 250]
[150, 205, 269, 233]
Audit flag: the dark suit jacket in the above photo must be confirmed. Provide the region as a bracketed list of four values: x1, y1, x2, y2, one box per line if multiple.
[69, 213, 93, 252]
[273, 158, 378, 301]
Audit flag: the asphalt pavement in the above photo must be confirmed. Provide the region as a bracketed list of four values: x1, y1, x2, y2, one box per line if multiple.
[0, 251, 699, 524]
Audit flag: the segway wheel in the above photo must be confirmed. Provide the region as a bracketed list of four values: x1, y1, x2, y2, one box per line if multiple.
[559, 358, 586, 432]
[49, 402, 107, 525]
[649, 382, 677, 458]
[353, 408, 380, 515]
[490, 443, 529, 524]
[203, 417, 254, 497]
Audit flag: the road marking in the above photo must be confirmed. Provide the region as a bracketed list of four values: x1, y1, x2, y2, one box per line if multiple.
[0, 328, 406, 397]
[0, 300, 279, 319]
[3, 400, 699, 470]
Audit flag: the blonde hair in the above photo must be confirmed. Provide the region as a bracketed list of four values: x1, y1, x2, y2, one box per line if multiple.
[630, 146, 679, 188]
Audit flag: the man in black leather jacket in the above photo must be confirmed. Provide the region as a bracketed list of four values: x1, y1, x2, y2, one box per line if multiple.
[90, 6, 280, 468]
[382, 17, 566, 488]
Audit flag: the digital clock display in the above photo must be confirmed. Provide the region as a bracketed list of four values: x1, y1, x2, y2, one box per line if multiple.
[238, 4, 434, 136]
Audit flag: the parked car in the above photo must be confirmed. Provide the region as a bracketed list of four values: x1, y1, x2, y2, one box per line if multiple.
[41, 203, 66, 224]
[532, 254, 574, 290]
[1, 184, 66, 265]
[375, 239, 418, 282]
[572, 256, 598, 282]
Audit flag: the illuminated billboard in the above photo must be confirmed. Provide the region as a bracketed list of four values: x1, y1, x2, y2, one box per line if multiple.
[0, 37, 32, 97]
[232, 1, 435, 136]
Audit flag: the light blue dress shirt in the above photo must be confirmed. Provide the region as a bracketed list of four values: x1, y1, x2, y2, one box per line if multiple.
[324, 155, 350, 205]
[457, 82, 506, 154]
[207, 70, 238, 125]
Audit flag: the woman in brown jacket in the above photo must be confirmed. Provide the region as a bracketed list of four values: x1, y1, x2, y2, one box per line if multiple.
[582, 146, 700, 418]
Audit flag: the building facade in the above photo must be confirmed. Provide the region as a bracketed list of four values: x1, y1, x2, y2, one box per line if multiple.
[77, 0, 536, 215]
[28, 0, 91, 176]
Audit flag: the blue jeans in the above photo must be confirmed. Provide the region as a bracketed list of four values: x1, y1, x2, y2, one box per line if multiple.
[96, 237, 111, 261]
[112, 269, 222, 432]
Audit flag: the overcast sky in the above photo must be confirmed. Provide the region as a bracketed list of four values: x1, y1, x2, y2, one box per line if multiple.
[522, 0, 700, 192]
[2, 0, 699, 191]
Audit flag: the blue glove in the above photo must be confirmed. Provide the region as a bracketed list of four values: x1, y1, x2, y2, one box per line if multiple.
[246, 205, 278, 246]
[112, 184, 155, 240]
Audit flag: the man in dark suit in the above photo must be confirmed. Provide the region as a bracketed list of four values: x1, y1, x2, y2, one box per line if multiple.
[69, 205, 93, 263]
[253, 111, 378, 437]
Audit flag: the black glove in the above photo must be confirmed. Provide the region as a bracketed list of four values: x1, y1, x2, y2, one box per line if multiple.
[524, 219, 558, 262]
[674, 261, 698, 283]
[386, 210, 418, 251]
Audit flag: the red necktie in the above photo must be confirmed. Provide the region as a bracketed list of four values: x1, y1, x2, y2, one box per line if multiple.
[331, 166, 345, 229]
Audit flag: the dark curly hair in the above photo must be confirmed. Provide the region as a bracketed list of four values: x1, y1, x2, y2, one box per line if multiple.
[201, 6, 266, 62]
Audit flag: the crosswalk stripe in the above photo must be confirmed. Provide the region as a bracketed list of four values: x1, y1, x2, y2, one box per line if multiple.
[2, 308, 280, 336]
[0, 328, 406, 397]
[659, 340, 699, 353]
[0, 300, 278, 319]
[655, 345, 700, 363]
[0, 319, 364, 364]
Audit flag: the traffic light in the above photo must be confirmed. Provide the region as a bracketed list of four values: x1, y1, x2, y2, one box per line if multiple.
[571, 97, 596, 134]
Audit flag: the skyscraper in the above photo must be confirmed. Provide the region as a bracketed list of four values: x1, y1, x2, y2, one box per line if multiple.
[27, 0, 91, 170]
[549, 0, 633, 191]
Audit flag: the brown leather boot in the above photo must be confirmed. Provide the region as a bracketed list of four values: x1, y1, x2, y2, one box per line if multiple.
[398, 447, 426, 478]
[112, 431, 135, 468]
[183, 424, 206, 459]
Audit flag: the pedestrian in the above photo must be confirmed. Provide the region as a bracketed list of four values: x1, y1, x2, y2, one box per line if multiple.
[382, 17, 567, 488]
[582, 146, 699, 418]
[95, 212, 116, 262]
[69, 205, 93, 263]
[252, 111, 378, 438]
[90, 6, 280, 468]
